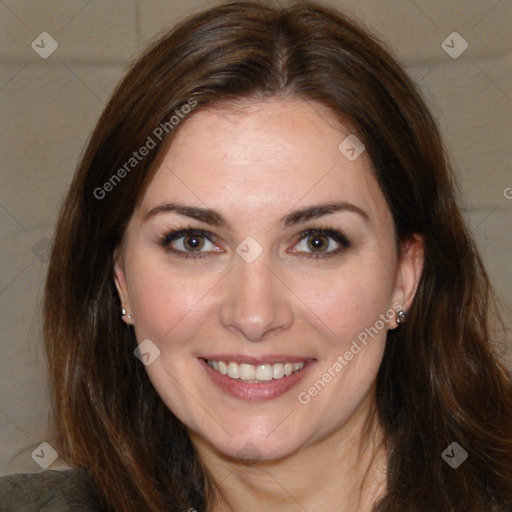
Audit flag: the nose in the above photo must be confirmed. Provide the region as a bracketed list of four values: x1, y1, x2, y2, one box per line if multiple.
[219, 253, 294, 342]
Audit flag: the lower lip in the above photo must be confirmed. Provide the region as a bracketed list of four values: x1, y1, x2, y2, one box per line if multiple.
[198, 358, 316, 402]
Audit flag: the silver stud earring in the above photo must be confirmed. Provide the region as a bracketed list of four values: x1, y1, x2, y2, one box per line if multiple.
[396, 310, 406, 325]
[121, 308, 132, 320]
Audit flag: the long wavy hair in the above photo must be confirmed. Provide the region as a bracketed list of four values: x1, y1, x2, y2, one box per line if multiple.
[43, 1, 512, 510]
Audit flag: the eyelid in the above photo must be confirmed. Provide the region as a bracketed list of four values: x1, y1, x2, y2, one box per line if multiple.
[296, 227, 350, 248]
[160, 227, 218, 248]
[288, 227, 351, 259]
[159, 226, 351, 259]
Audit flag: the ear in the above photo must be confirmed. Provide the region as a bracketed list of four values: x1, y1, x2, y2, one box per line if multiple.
[389, 233, 424, 329]
[113, 245, 134, 325]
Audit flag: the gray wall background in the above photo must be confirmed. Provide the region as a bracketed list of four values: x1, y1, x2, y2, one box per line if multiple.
[1, 0, 511, 475]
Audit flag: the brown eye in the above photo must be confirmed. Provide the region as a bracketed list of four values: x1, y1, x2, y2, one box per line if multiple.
[182, 234, 205, 251]
[307, 234, 330, 252]
[292, 228, 351, 259]
[160, 228, 223, 260]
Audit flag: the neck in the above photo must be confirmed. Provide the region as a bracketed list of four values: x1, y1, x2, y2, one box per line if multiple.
[192, 386, 388, 512]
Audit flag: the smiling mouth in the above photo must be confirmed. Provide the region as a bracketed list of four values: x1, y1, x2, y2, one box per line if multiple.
[202, 358, 308, 383]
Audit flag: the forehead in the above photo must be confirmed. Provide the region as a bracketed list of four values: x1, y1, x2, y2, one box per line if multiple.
[137, 99, 392, 230]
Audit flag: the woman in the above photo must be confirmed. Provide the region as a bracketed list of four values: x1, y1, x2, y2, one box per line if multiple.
[1, 1, 511, 511]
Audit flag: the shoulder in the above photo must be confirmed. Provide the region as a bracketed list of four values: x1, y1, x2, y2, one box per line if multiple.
[0, 467, 103, 511]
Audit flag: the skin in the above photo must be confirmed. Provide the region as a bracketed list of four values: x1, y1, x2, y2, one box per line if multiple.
[114, 99, 424, 512]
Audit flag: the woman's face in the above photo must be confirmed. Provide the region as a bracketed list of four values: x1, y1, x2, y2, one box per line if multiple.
[114, 99, 423, 461]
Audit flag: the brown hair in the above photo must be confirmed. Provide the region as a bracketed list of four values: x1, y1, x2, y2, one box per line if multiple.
[43, 1, 512, 510]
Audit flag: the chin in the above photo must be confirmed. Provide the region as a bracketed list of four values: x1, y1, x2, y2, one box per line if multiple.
[198, 423, 310, 463]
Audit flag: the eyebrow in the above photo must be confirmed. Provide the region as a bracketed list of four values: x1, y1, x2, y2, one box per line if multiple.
[143, 201, 370, 228]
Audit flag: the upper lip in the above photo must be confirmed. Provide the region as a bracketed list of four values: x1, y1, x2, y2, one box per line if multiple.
[200, 355, 315, 365]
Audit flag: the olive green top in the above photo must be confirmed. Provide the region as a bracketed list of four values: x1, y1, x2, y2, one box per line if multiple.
[0, 468, 102, 511]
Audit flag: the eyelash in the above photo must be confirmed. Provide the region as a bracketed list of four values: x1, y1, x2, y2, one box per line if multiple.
[158, 225, 351, 261]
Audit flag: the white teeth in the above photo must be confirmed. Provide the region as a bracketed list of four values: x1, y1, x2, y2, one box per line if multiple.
[239, 363, 256, 380]
[227, 362, 239, 379]
[218, 361, 228, 375]
[256, 364, 273, 381]
[272, 363, 285, 379]
[206, 359, 307, 381]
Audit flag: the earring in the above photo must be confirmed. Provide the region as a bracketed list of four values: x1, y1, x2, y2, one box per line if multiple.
[396, 310, 406, 325]
[121, 308, 132, 320]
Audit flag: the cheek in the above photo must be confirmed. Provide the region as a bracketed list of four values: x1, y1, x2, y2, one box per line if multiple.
[126, 253, 220, 342]
[125, 240, 396, 352]
[290, 261, 393, 343]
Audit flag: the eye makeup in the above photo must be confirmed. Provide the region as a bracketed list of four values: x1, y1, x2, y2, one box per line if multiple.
[157, 224, 352, 261]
